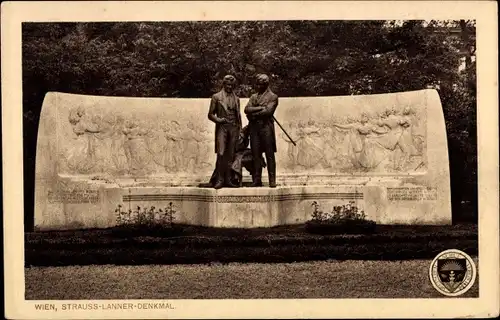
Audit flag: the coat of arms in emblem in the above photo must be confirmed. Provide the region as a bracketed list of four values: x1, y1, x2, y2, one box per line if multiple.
[429, 249, 477, 296]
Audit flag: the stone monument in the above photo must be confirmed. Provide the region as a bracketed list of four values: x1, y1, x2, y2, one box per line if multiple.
[34, 89, 451, 230]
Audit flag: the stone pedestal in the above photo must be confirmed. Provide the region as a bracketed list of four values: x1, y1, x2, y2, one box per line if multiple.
[35, 182, 448, 230]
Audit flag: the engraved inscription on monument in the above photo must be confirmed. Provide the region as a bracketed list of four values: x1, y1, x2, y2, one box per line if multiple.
[48, 190, 100, 204]
[387, 187, 438, 201]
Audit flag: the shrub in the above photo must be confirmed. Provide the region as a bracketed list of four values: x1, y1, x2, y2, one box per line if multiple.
[113, 203, 183, 237]
[305, 201, 376, 235]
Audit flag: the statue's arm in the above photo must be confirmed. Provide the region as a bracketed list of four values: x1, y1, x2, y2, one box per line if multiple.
[253, 96, 278, 117]
[82, 120, 101, 133]
[282, 135, 294, 143]
[398, 118, 411, 128]
[86, 127, 101, 134]
[208, 96, 226, 124]
[73, 124, 86, 135]
[372, 126, 389, 134]
[304, 127, 320, 134]
[244, 96, 265, 114]
[246, 106, 265, 114]
[333, 123, 354, 130]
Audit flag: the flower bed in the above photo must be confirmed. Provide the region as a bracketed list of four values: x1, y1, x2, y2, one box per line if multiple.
[305, 201, 377, 235]
[112, 203, 184, 237]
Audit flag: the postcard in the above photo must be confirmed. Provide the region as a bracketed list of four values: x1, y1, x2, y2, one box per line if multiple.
[2, 1, 499, 319]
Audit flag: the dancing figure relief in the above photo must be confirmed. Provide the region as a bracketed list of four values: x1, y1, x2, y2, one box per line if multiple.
[122, 119, 153, 174]
[374, 107, 424, 170]
[332, 113, 391, 171]
[331, 107, 425, 172]
[195, 126, 215, 170]
[63, 101, 426, 178]
[145, 120, 182, 173]
[281, 120, 337, 170]
[294, 120, 331, 170]
[66, 106, 217, 177]
[182, 122, 204, 172]
[281, 122, 299, 167]
[65, 107, 109, 173]
[149, 120, 213, 174]
[278, 107, 426, 173]
[161, 120, 182, 172]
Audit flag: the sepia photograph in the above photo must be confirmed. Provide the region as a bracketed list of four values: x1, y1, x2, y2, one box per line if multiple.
[3, 1, 499, 319]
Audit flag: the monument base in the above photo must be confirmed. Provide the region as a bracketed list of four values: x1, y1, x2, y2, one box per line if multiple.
[34, 178, 451, 231]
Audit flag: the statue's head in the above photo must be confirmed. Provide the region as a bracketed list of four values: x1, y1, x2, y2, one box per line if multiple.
[68, 114, 80, 125]
[255, 73, 270, 93]
[76, 108, 84, 117]
[68, 107, 84, 125]
[187, 122, 196, 131]
[222, 75, 236, 93]
[402, 106, 413, 115]
[360, 113, 369, 124]
[170, 120, 180, 128]
[381, 108, 394, 118]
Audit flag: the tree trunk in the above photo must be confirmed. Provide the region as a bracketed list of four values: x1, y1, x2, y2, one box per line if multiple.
[459, 20, 475, 95]
[459, 20, 472, 71]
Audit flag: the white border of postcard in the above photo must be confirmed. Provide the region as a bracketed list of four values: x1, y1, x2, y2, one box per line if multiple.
[2, 1, 499, 319]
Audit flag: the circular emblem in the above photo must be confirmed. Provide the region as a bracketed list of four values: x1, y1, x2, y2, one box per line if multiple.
[429, 249, 477, 296]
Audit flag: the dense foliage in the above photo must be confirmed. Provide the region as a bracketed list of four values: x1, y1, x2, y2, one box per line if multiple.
[22, 20, 477, 230]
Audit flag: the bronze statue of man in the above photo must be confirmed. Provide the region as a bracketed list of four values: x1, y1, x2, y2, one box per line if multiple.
[208, 75, 242, 189]
[209, 125, 266, 187]
[244, 74, 279, 188]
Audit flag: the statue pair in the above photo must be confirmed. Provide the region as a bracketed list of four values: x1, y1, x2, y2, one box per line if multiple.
[207, 74, 279, 189]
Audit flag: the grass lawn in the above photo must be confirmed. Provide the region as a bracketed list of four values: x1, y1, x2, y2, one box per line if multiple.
[25, 259, 479, 300]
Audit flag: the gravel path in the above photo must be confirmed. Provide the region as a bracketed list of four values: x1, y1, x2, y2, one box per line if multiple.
[25, 259, 479, 299]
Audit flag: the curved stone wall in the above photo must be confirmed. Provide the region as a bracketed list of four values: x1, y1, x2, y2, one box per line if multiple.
[34, 89, 451, 229]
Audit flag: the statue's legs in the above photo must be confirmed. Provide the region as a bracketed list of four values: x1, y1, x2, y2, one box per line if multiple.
[261, 124, 277, 188]
[249, 128, 263, 187]
[213, 154, 225, 189]
[249, 124, 276, 187]
[214, 124, 239, 189]
[265, 152, 276, 188]
[224, 125, 239, 188]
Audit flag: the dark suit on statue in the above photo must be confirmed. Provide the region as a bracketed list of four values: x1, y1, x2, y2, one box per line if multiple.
[244, 88, 279, 186]
[208, 89, 242, 186]
[209, 125, 266, 187]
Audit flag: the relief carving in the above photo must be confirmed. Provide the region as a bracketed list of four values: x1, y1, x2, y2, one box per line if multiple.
[279, 106, 426, 173]
[146, 120, 182, 173]
[64, 107, 105, 173]
[63, 104, 426, 177]
[144, 119, 213, 173]
[122, 119, 154, 174]
[295, 121, 332, 169]
[64, 108, 214, 176]
[373, 107, 424, 171]
[332, 112, 394, 171]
